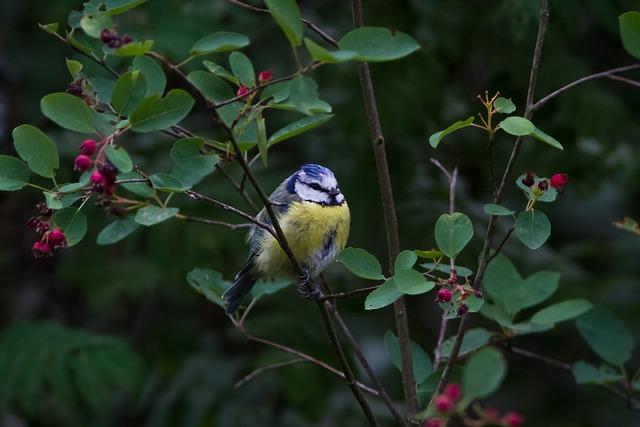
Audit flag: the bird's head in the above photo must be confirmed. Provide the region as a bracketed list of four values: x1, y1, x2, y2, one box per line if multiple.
[287, 164, 345, 206]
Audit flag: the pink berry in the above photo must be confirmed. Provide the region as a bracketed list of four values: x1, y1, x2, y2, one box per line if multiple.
[100, 28, 116, 43]
[74, 155, 92, 171]
[79, 139, 97, 155]
[550, 173, 568, 192]
[48, 228, 66, 246]
[436, 288, 452, 303]
[91, 171, 105, 184]
[424, 419, 442, 427]
[434, 395, 454, 413]
[443, 383, 461, 401]
[503, 412, 525, 427]
[236, 85, 250, 98]
[258, 69, 273, 83]
[32, 241, 52, 258]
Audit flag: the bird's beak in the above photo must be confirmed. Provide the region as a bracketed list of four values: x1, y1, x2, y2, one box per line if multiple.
[328, 188, 341, 196]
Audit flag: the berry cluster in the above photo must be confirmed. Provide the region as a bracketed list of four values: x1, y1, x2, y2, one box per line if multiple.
[424, 383, 525, 427]
[73, 139, 119, 195]
[434, 268, 477, 316]
[26, 203, 67, 258]
[521, 171, 568, 194]
[100, 28, 133, 49]
[235, 69, 273, 98]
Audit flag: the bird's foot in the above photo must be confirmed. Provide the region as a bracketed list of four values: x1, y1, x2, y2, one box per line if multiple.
[297, 268, 322, 300]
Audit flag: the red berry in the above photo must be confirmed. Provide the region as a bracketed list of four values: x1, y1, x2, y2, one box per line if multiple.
[48, 228, 66, 246]
[32, 241, 52, 258]
[537, 179, 549, 191]
[436, 288, 452, 303]
[549, 173, 568, 192]
[79, 139, 97, 155]
[258, 69, 273, 83]
[521, 171, 535, 187]
[503, 412, 525, 427]
[91, 171, 105, 184]
[100, 28, 116, 43]
[443, 383, 461, 401]
[424, 419, 442, 427]
[74, 155, 92, 171]
[121, 35, 133, 45]
[434, 395, 454, 413]
[457, 304, 469, 316]
[236, 85, 250, 98]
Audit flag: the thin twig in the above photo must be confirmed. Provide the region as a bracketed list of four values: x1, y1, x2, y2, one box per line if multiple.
[234, 359, 307, 388]
[530, 63, 640, 112]
[175, 214, 252, 230]
[319, 285, 381, 301]
[431, 160, 458, 371]
[486, 225, 515, 264]
[606, 74, 640, 88]
[225, 0, 339, 47]
[430, 0, 551, 403]
[351, 0, 418, 413]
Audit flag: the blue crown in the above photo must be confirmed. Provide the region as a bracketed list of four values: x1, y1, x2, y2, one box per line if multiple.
[287, 164, 332, 193]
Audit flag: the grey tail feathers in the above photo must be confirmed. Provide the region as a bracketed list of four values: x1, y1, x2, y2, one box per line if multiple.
[223, 260, 257, 315]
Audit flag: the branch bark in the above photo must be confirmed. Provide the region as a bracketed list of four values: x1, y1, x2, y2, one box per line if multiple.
[351, 0, 418, 414]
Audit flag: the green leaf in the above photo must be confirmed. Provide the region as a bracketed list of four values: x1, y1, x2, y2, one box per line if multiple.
[203, 61, 239, 84]
[265, 0, 303, 47]
[12, 125, 59, 178]
[186, 71, 240, 125]
[41, 93, 96, 134]
[113, 40, 154, 57]
[268, 114, 333, 146]
[462, 347, 506, 401]
[105, 145, 134, 173]
[149, 173, 188, 192]
[0, 155, 30, 191]
[97, 216, 140, 245]
[484, 255, 560, 317]
[80, 12, 112, 38]
[66, 33, 93, 54]
[429, 116, 475, 148]
[170, 138, 218, 175]
[395, 250, 418, 271]
[286, 75, 332, 115]
[572, 361, 623, 385]
[515, 210, 551, 250]
[440, 328, 492, 359]
[131, 55, 166, 96]
[619, 11, 640, 60]
[186, 268, 230, 308]
[251, 278, 292, 299]
[364, 279, 402, 310]
[58, 172, 91, 193]
[393, 269, 435, 295]
[499, 116, 534, 136]
[229, 51, 255, 87]
[65, 59, 83, 79]
[112, 70, 147, 116]
[339, 27, 420, 62]
[190, 32, 250, 56]
[494, 97, 516, 114]
[530, 126, 564, 150]
[530, 299, 593, 324]
[52, 208, 87, 247]
[303, 38, 357, 63]
[130, 89, 195, 132]
[118, 172, 155, 198]
[256, 115, 268, 166]
[576, 307, 633, 366]
[104, 0, 149, 15]
[483, 203, 514, 216]
[134, 206, 179, 226]
[337, 247, 385, 280]
[414, 249, 443, 260]
[88, 77, 115, 103]
[420, 263, 473, 277]
[384, 331, 432, 384]
[434, 212, 474, 258]
[38, 22, 59, 34]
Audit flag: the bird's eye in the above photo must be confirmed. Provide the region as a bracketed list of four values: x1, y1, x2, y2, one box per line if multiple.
[309, 183, 323, 191]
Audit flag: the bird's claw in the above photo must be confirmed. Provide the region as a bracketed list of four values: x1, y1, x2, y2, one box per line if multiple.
[297, 269, 321, 300]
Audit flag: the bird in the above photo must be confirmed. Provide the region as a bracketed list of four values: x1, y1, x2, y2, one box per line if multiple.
[222, 164, 350, 314]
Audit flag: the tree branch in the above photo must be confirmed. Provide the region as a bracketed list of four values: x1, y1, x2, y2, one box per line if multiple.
[429, 0, 551, 402]
[234, 359, 307, 388]
[351, 0, 418, 413]
[530, 63, 640, 112]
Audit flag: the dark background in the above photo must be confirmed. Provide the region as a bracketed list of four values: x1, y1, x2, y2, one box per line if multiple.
[1, 0, 640, 426]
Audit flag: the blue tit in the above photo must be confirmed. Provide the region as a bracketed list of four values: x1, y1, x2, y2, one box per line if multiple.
[223, 164, 350, 314]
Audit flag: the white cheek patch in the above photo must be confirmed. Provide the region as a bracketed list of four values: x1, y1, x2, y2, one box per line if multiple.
[335, 193, 345, 204]
[295, 182, 330, 204]
[320, 174, 337, 190]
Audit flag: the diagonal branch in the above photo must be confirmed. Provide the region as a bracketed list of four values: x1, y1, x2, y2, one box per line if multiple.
[429, 0, 551, 403]
[351, 0, 418, 413]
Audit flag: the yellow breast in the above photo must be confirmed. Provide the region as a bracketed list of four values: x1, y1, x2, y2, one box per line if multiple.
[254, 201, 350, 277]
